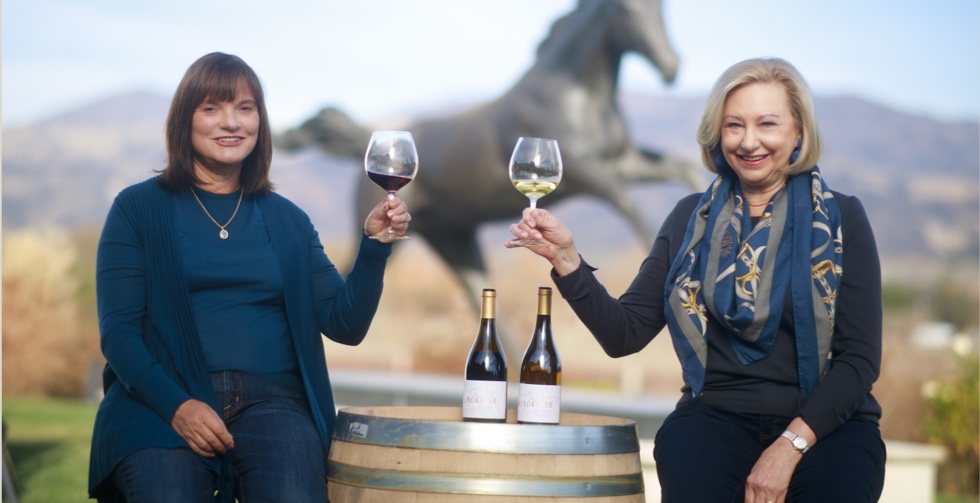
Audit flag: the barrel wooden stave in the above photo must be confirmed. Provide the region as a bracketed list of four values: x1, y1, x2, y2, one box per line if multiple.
[327, 406, 646, 502]
[329, 485, 645, 503]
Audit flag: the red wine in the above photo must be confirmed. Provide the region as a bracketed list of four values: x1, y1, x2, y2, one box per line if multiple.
[462, 289, 508, 422]
[517, 287, 561, 424]
[368, 171, 413, 192]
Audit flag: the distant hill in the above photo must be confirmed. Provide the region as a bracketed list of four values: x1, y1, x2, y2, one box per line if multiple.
[3, 91, 977, 279]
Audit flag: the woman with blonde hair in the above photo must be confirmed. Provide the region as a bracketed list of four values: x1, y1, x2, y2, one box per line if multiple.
[507, 57, 885, 502]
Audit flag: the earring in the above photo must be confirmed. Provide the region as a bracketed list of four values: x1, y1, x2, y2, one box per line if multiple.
[790, 139, 802, 163]
[714, 153, 729, 169]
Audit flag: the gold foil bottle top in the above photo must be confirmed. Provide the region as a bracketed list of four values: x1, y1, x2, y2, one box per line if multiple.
[482, 288, 496, 319]
[537, 286, 552, 316]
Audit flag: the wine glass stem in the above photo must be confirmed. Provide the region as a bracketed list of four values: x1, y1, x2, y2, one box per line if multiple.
[529, 198, 538, 209]
[386, 192, 396, 234]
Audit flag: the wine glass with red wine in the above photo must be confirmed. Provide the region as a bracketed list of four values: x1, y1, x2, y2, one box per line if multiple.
[364, 131, 419, 240]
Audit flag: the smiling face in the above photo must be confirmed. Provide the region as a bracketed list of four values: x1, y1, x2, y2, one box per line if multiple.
[190, 84, 260, 178]
[720, 82, 801, 194]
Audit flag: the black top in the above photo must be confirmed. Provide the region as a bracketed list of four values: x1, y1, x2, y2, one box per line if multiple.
[552, 191, 882, 440]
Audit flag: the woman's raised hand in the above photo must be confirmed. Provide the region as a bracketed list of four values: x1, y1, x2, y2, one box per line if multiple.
[505, 208, 581, 276]
[364, 195, 411, 242]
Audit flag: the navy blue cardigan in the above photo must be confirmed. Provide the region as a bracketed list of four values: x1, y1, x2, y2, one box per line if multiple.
[89, 177, 392, 499]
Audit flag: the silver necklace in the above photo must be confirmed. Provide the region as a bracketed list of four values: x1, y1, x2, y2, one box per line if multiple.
[191, 187, 243, 239]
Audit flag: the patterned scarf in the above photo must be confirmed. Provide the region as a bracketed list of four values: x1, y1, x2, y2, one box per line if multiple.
[664, 165, 842, 397]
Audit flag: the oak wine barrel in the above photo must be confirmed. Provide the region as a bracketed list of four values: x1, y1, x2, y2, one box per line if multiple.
[327, 406, 645, 502]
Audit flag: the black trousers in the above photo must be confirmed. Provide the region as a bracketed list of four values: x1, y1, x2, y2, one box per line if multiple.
[653, 402, 886, 503]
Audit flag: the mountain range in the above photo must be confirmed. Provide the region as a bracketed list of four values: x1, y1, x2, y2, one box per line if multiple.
[3, 91, 977, 280]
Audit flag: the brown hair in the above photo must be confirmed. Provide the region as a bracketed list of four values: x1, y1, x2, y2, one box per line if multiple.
[696, 57, 823, 175]
[159, 52, 274, 194]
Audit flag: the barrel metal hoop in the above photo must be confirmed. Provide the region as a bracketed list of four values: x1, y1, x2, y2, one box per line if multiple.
[327, 460, 645, 497]
[333, 410, 639, 455]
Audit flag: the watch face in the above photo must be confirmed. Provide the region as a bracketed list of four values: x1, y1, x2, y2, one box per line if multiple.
[793, 437, 807, 450]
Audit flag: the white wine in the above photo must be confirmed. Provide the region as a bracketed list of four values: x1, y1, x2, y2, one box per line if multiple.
[462, 289, 508, 422]
[517, 287, 562, 424]
[512, 179, 558, 200]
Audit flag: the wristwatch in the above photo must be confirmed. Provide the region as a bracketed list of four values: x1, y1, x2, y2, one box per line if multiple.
[780, 430, 810, 454]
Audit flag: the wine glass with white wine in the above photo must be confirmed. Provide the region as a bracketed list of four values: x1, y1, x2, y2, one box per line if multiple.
[508, 137, 562, 246]
[364, 131, 419, 240]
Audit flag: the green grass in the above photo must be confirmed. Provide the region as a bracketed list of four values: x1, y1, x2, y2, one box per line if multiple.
[3, 397, 97, 503]
[937, 495, 980, 503]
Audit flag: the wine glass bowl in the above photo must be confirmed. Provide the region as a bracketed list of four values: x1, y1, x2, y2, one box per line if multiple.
[508, 137, 562, 246]
[364, 131, 418, 240]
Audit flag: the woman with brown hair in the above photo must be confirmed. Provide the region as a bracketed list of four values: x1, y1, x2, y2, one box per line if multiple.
[89, 52, 411, 502]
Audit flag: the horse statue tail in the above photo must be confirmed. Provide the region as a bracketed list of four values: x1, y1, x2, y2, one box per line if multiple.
[274, 106, 371, 159]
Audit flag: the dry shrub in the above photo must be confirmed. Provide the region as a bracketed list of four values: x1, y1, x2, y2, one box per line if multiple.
[876, 334, 961, 441]
[875, 276, 979, 443]
[2, 229, 90, 397]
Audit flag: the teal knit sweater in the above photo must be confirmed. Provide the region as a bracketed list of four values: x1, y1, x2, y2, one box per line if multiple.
[89, 177, 392, 500]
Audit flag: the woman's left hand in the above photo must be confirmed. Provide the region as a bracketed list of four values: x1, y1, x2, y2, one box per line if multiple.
[743, 443, 796, 503]
[364, 195, 411, 242]
[744, 419, 815, 503]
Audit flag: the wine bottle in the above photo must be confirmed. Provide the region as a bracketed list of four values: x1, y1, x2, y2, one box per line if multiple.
[462, 288, 508, 422]
[517, 286, 562, 424]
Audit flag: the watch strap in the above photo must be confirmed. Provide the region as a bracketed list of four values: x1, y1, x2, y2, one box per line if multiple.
[780, 430, 810, 454]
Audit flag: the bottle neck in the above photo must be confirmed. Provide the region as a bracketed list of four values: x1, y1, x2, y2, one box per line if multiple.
[533, 288, 553, 339]
[533, 314, 552, 337]
[482, 291, 496, 320]
[478, 291, 501, 350]
[537, 289, 551, 316]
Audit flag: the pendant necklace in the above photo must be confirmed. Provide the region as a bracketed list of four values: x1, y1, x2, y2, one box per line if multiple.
[191, 186, 243, 239]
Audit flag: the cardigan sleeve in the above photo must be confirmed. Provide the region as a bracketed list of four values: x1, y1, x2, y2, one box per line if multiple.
[799, 195, 883, 439]
[97, 196, 192, 423]
[310, 229, 392, 346]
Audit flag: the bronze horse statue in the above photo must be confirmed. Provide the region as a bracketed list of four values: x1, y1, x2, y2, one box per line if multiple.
[278, 0, 702, 355]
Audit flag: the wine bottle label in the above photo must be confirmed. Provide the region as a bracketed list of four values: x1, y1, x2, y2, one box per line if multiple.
[517, 383, 561, 423]
[462, 380, 508, 420]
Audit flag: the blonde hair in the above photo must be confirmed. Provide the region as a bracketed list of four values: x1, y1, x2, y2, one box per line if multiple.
[696, 57, 823, 175]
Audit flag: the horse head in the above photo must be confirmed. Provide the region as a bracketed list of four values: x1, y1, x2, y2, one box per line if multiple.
[534, 0, 679, 85]
[607, 0, 680, 83]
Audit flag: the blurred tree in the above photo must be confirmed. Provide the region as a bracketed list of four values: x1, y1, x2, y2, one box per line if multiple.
[3, 229, 89, 397]
[923, 356, 979, 498]
[929, 276, 980, 331]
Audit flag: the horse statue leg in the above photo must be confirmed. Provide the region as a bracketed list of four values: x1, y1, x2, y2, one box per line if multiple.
[419, 227, 524, 362]
[610, 148, 704, 246]
[567, 148, 703, 248]
[629, 147, 705, 192]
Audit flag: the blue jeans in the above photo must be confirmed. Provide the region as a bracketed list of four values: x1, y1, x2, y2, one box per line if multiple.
[109, 371, 327, 502]
[653, 402, 886, 503]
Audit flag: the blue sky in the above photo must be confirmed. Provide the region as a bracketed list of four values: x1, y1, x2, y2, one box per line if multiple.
[3, 0, 978, 131]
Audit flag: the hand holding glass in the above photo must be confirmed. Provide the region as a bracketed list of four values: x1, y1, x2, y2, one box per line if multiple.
[508, 137, 562, 246]
[364, 131, 419, 240]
